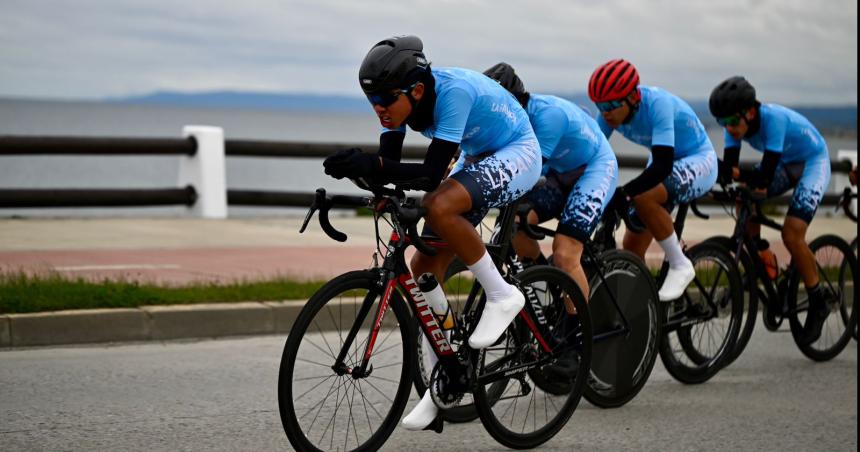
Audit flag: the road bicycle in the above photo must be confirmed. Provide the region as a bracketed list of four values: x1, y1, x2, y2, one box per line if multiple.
[278, 182, 593, 451]
[705, 184, 856, 362]
[497, 196, 742, 386]
[417, 195, 662, 416]
[512, 202, 664, 405]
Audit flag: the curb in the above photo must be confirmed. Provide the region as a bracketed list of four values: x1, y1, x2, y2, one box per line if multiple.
[1, 300, 307, 348]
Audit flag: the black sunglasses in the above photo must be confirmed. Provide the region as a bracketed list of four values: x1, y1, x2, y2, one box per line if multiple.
[366, 83, 417, 107]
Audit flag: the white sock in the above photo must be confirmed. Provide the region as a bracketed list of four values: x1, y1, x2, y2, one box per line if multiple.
[658, 233, 691, 269]
[467, 251, 514, 301]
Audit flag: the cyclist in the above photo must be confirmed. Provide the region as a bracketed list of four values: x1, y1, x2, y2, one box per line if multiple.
[484, 62, 618, 379]
[588, 59, 718, 301]
[709, 75, 832, 345]
[322, 36, 541, 430]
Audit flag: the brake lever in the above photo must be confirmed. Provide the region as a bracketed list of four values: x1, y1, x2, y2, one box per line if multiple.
[299, 188, 326, 233]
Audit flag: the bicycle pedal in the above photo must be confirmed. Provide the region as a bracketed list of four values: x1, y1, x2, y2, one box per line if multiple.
[422, 416, 443, 434]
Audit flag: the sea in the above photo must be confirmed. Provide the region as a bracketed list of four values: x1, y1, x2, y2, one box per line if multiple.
[0, 98, 856, 218]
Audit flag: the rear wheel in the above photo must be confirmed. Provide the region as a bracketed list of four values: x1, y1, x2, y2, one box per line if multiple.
[473, 265, 592, 449]
[788, 234, 856, 361]
[658, 242, 743, 384]
[584, 249, 661, 408]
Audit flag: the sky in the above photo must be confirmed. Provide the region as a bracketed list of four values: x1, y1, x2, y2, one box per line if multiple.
[0, 0, 857, 105]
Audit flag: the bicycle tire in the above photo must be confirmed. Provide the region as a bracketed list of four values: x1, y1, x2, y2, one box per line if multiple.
[787, 234, 857, 361]
[849, 237, 857, 341]
[584, 249, 662, 408]
[473, 265, 592, 449]
[658, 242, 743, 384]
[278, 270, 415, 452]
[703, 235, 759, 365]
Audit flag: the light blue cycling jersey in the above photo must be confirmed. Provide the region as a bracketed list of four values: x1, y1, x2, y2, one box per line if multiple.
[724, 103, 828, 164]
[597, 86, 712, 159]
[383, 67, 533, 157]
[527, 93, 613, 175]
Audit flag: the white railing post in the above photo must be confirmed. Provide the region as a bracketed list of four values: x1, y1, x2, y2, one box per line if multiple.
[179, 125, 227, 219]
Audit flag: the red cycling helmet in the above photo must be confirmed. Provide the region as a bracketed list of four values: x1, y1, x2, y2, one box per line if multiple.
[588, 59, 640, 103]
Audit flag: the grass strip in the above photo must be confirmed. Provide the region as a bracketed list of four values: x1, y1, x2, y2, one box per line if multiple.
[0, 272, 327, 314]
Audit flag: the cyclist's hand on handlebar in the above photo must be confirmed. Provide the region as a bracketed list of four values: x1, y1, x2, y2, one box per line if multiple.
[323, 148, 379, 180]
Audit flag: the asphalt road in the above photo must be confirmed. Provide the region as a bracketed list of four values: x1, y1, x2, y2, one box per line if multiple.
[0, 327, 856, 452]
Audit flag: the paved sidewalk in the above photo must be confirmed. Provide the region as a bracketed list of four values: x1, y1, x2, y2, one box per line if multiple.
[0, 214, 855, 284]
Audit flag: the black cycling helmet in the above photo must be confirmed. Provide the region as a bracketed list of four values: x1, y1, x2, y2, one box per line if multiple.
[483, 62, 529, 108]
[709, 76, 758, 118]
[359, 35, 430, 95]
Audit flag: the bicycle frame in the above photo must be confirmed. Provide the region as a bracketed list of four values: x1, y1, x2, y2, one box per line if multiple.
[515, 210, 635, 342]
[331, 204, 556, 387]
[726, 191, 807, 317]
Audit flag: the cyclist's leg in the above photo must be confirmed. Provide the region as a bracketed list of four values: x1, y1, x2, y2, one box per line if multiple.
[779, 157, 831, 343]
[622, 227, 654, 260]
[443, 137, 542, 349]
[512, 209, 543, 260]
[653, 150, 719, 300]
[513, 171, 567, 261]
[554, 155, 619, 300]
[781, 157, 830, 286]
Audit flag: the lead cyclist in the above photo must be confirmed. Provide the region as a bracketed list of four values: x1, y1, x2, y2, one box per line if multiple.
[322, 35, 541, 431]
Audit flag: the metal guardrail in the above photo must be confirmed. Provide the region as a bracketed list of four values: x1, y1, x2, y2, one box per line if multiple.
[0, 135, 855, 210]
[0, 136, 196, 156]
[0, 187, 197, 208]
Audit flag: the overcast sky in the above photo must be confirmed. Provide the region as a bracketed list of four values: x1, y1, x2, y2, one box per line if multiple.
[1, 0, 856, 105]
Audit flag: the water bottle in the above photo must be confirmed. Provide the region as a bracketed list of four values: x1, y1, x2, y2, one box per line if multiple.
[417, 273, 456, 330]
[756, 239, 779, 281]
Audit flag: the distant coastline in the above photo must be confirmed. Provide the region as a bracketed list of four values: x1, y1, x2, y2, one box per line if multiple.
[112, 90, 858, 136]
[1, 91, 856, 137]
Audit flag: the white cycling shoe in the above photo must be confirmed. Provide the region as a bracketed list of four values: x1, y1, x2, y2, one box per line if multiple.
[658, 261, 696, 301]
[468, 286, 525, 349]
[401, 391, 438, 431]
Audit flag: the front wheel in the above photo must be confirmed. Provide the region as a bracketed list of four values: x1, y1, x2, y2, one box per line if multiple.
[658, 242, 744, 384]
[473, 265, 592, 450]
[278, 270, 415, 452]
[788, 234, 856, 361]
[584, 249, 662, 408]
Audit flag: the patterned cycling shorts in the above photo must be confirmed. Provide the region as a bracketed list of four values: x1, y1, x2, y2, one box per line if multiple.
[447, 134, 542, 225]
[765, 157, 831, 224]
[526, 154, 618, 242]
[630, 150, 718, 228]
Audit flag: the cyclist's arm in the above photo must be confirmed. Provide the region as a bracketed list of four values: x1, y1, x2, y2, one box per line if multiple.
[723, 146, 740, 168]
[742, 150, 780, 189]
[621, 145, 674, 198]
[376, 138, 459, 190]
[377, 130, 406, 161]
[742, 113, 786, 190]
[721, 145, 741, 181]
